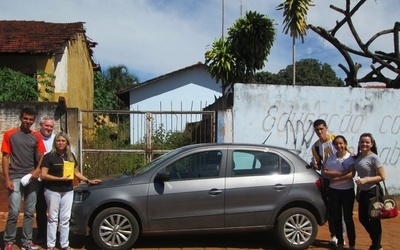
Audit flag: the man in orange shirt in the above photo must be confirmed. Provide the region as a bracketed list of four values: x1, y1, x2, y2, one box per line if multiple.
[2, 107, 46, 250]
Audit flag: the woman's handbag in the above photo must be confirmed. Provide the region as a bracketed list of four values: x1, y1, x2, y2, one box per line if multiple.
[369, 181, 398, 219]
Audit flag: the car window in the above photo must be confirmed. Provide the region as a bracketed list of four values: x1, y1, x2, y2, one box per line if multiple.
[232, 150, 291, 176]
[134, 148, 182, 175]
[165, 150, 222, 180]
[281, 158, 291, 174]
[232, 151, 261, 170]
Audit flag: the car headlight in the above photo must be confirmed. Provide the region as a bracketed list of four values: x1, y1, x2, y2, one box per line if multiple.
[73, 190, 90, 203]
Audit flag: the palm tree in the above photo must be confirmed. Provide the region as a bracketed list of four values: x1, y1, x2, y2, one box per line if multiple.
[205, 11, 276, 94]
[106, 65, 139, 92]
[277, 0, 314, 86]
[94, 65, 139, 110]
[205, 38, 236, 94]
[228, 11, 276, 83]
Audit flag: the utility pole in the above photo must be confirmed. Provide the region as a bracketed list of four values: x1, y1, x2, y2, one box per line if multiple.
[293, 37, 296, 86]
[222, 0, 225, 39]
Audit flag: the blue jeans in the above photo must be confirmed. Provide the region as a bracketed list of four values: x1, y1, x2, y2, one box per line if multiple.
[44, 188, 73, 249]
[3, 178, 38, 245]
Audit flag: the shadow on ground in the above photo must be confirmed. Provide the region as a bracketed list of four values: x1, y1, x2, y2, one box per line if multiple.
[0, 227, 340, 250]
[70, 231, 280, 250]
[69, 231, 335, 250]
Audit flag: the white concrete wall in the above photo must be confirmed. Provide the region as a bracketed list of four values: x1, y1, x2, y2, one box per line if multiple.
[233, 83, 400, 193]
[129, 66, 222, 143]
[217, 109, 233, 143]
[54, 46, 68, 93]
[129, 66, 221, 112]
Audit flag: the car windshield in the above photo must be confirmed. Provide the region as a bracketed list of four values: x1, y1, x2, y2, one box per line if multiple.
[133, 147, 184, 175]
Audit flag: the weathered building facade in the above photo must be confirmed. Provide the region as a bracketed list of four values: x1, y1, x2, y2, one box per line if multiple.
[0, 20, 97, 111]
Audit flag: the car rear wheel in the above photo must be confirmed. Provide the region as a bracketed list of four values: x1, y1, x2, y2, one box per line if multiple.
[92, 207, 139, 250]
[275, 207, 318, 250]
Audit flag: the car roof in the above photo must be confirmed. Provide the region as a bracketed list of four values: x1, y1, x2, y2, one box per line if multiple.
[178, 143, 301, 155]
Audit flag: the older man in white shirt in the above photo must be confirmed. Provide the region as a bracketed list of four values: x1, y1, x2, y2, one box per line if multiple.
[35, 115, 55, 245]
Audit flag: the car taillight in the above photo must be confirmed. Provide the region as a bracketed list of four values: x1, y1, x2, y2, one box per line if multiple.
[316, 179, 323, 190]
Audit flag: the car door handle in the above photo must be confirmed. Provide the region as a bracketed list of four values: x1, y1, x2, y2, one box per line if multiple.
[209, 189, 222, 195]
[273, 184, 287, 191]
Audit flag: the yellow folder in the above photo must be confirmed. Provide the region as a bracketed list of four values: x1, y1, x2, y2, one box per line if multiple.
[63, 161, 75, 180]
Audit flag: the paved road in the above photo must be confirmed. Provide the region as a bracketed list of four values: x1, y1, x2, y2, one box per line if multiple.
[1, 208, 399, 250]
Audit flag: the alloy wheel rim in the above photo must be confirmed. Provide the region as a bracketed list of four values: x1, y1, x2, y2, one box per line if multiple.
[283, 213, 313, 245]
[99, 214, 133, 247]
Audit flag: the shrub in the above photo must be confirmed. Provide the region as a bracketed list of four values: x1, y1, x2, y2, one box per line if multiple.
[0, 68, 54, 101]
[82, 123, 194, 178]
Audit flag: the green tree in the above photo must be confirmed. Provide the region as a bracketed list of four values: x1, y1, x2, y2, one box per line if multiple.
[254, 59, 344, 86]
[277, 0, 314, 86]
[94, 65, 139, 110]
[0, 67, 54, 102]
[204, 38, 236, 94]
[227, 11, 276, 83]
[277, 0, 400, 88]
[106, 65, 139, 92]
[205, 11, 276, 94]
[94, 72, 117, 110]
[253, 71, 280, 85]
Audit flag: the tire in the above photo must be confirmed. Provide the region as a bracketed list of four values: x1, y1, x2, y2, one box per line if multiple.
[92, 207, 139, 250]
[275, 207, 318, 250]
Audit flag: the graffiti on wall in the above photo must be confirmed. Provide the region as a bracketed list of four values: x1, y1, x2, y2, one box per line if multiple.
[232, 84, 400, 193]
[260, 105, 399, 167]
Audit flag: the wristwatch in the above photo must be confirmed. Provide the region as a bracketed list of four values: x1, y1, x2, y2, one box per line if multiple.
[85, 179, 90, 184]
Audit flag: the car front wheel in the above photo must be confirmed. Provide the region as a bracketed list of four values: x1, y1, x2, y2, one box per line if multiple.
[92, 207, 139, 250]
[275, 207, 318, 250]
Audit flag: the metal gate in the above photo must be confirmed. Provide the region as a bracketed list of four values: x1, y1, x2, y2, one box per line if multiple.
[78, 110, 215, 175]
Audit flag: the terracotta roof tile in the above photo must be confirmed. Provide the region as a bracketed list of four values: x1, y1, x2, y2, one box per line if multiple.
[0, 20, 90, 54]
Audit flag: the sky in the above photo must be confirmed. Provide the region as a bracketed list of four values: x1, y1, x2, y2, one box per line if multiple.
[1, 0, 399, 83]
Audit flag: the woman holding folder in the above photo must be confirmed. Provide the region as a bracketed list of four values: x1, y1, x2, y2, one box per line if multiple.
[41, 131, 101, 250]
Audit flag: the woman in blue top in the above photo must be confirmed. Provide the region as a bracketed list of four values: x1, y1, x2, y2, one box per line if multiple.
[354, 133, 385, 250]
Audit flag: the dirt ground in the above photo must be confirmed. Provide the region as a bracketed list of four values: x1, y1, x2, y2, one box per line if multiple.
[0, 189, 399, 250]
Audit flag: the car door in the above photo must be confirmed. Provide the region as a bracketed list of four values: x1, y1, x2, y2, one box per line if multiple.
[147, 149, 225, 231]
[224, 148, 294, 227]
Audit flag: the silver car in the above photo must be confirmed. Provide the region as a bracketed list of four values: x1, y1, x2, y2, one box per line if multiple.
[70, 143, 326, 250]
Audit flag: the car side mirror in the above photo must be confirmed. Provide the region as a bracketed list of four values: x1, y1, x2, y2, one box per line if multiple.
[155, 170, 170, 182]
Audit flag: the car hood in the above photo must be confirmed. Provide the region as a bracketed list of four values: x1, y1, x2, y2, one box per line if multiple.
[74, 172, 134, 191]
